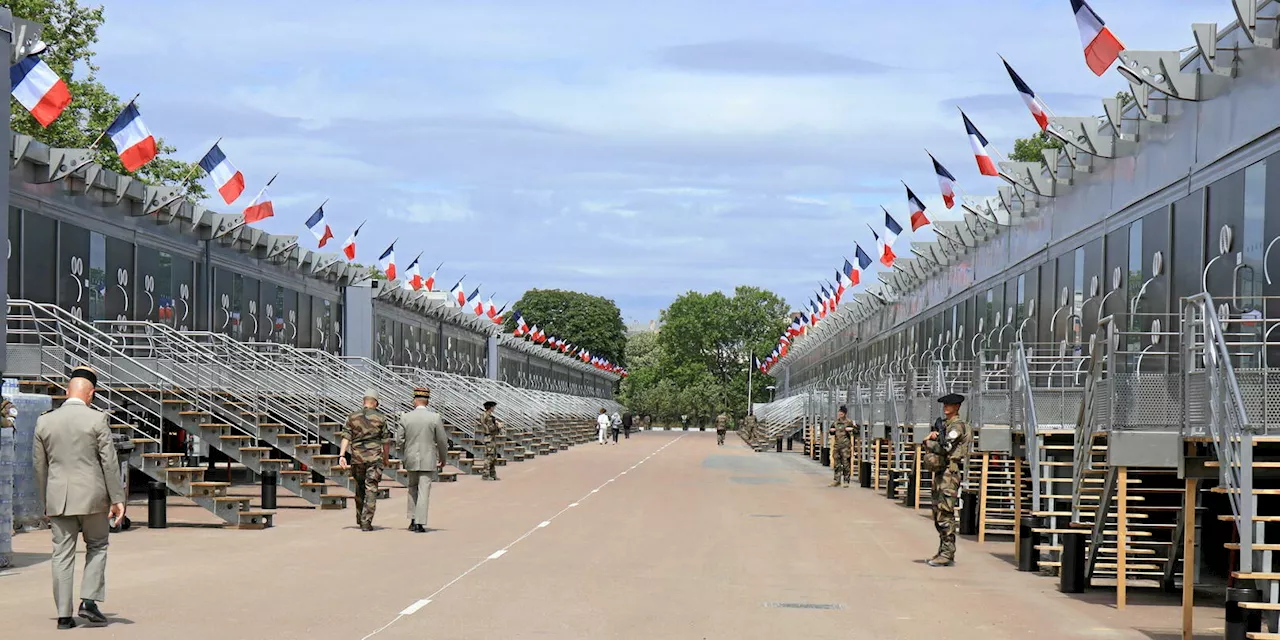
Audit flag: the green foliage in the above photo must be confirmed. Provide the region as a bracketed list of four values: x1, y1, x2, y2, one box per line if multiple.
[8, 0, 205, 197]
[506, 289, 626, 366]
[621, 286, 787, 425]
[1009, 131, 1062, 163]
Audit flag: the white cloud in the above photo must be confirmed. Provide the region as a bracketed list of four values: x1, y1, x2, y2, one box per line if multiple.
[388, 199, 476, 224]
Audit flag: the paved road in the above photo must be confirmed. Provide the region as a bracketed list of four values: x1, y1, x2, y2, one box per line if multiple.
[0, 432, 1216, 638]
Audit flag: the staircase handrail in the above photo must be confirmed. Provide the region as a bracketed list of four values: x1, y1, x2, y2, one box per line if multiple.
[1071, 317, 1111, 521]
[1011, 341, 1042, 513]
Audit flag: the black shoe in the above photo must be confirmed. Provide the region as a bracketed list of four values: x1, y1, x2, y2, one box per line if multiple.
[78, 600, 107, 624]
[411, 524, 427, 533]
[360, 523, 373, 532]
[57, 617, 76, 630]
[408, 521, 417, 531]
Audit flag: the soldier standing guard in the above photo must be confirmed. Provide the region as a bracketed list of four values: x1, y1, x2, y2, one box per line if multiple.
[477, 401, 503, 481]
[337, 389, 390, 531]
[920, 393, 972, 567]
[714, 412, 729, 446]
[828, 406, 856, 487]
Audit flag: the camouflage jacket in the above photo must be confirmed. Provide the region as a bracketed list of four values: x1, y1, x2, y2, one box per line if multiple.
[922, 415, 971, 473]
[339, 409, 389, 465]
[0, 399, 15, 429]
[477, 411, 503, 444]
[828, 418, 856, 449]
[714, 414, 729, 431]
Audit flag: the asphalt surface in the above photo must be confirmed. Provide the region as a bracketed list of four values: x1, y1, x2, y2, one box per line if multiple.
[0, 431, 1219, 639]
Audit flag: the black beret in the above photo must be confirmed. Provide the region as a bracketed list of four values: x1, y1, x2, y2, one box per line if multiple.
[484, 401, 498, 409]
[838, 405, 848, 414]
[69, 366, 98, 388]
[937, 393, 965, 405]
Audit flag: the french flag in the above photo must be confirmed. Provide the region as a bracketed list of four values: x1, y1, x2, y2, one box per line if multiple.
[884, 209, 903, 246]
[855, 244, 874, 273]
[472, 294, 487, 316]
[962, 111, 999, 177]
[404, 254, 424, 290]
[423, 264, 440, 292]
[1071, 0, 1124, 77]
[486, 298, 499, 319]
[10, 55, 71, 128]
[305, 205, 335, 247]
[242, 174, 276, 224]
[341, 221, 364, 261]
[930, 153, 958, 209]
[377, 242, 397, 280]
[449, 278, 467, 306]
[492, 304, 507, 325]
[197, 143, 245, 204]
[842, 258, 860, 287]
[106, 102, 158, 172]
[466, 288, 481, 313]
[512, 312, 527, 337]
[905, 184, 930, 231]
[834, 270, 847, 298]
[1002, 58, 1050, 131]
[873, 229, 896, 268]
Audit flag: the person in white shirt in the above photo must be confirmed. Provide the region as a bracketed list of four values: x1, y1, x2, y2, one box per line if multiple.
[596, 409, 610, 445]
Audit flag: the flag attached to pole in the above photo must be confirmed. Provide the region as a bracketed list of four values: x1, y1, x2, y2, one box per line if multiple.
[1002, 58, 1050, 131]
[106, 103, 158, 172]
[404, 254, 424, 290]
[872, 228, 896, 269]
[305, 205, 335, 247]
[930, 153, 958, 209]
[843, 258, 860, 287]
[242, 174, 276, 224]
[197, 143, 245, 204]
[961, 110, 999, 177]
[377, 242, 397, 280]
[905, 184, 930, 231]
[450, 278, 467, 306]
[341, 221, 364, 261]
[855, 244, 874, 272]
[424, 263, 441, 292]
[10, 55, 71, 127]
[1071, 0, 1124, 76]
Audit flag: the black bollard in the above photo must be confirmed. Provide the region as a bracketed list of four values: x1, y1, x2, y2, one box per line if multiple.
[787, 436, 794, 451]
[904, 468, 916, 505]
[776, 437, 783, 452]
[859, 461, 872, 488]
[1059, 530, 1087, 593]
[1226, 587, 1262, 640]
[885, 471, 897, 499]
[1018, 517, 1042, 572]
[959, 492, 979, 535]
[261, 471, 278, 510]
[147, 481, 167, 529]
[821, 446, 831, 467]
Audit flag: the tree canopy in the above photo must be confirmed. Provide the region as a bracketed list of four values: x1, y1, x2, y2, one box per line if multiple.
[9, 0, 205, 197]
[620, 286, 787, 425]
[1008, 92, 1132, 163]
[507, 289, 626, 366]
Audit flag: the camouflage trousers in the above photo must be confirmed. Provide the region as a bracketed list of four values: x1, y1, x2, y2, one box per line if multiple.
[716, 429, 726, 445]
[350, 463, 382, 527]
[931, 469, 962, 560]
[483, 444, 499, 480]
[832, 447, 851, 483]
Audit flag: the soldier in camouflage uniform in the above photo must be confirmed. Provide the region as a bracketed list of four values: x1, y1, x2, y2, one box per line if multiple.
[1, 397, 16, 429]
[477, 401, 503, 481]
[828, 406, 856, 487]
[714, 412, 729, 446]
[921, 393, 972, 567]
[337, 389, 390, 531]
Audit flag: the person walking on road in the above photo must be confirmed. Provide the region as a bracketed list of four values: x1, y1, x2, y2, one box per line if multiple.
[622, 412, 633, 439]
[337, 389, 390, 532]
[610, 412, 622, 444]
[400, 387, 449, 533]
[477, 401, 504, 480]
[596, 409, 609, 445]
[921, 393, 972, 567]
[714, 412, 729, 446]
[828, 406, 856, 487]
[32, 366, 126, 630]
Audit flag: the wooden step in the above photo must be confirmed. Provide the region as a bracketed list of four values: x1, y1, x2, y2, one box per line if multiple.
[1226, 543, 1280, 551]
[1232, 572, 1280, 580]
[142, 453, 184, 459]
[1219, 515, 1280, 523]
[190, 481, 231, 488]
[1244, 631, 1280, 639]
[219, 435, 254, 441]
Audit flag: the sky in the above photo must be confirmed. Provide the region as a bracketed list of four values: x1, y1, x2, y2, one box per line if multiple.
[89, 0, 1230, 325]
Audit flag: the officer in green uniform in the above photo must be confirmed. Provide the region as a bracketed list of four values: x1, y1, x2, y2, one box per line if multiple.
[921, 393, 972, 567]
[714, 412, 729, 445]
[477, 401, 503, 481]
[337, 389, 390, 531]
[828, 406, 856, 487]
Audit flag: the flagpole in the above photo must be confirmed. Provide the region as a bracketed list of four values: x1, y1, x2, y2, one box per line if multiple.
[174, 136, 222, 191]
[90, 93, 140, 149]
[747, 355, 754, 416]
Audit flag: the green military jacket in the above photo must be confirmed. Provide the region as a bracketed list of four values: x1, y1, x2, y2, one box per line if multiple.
[339, 409, 389, 465]
[478, 411, 503, 444]
[828, 418, 855, 449]
[714, 414, 729, 432]
[922, 415, 971, 473]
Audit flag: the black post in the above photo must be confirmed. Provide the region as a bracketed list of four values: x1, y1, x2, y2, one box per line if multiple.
[261, 471, 278, 510]
[1018, 516, 1042, 572]
[1225, 587, 1262, 640]
[885, 471, 897, 499]
[1059, 530, 1087, 593]
[786, 435, 793, 451]
[959, 492, 978, 535]
[821, 445, 831, 466]
[775, 436, 783, 452]
[147, 481, 167, 529]
[859, 461, 872, 488]
[904, 467, 916, 505]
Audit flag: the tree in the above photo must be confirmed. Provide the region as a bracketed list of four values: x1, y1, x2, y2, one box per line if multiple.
[9, 0, 205, 197]
[507, 289, 626, 366]
[1008, 91, 1133, 163]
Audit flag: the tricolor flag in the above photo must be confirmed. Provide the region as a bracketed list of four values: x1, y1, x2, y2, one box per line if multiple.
[242, 173, 276, 224]
[106, 102, 158, 172]
[528, 324, 540, 341]
[1002, 58, 1050, 131]
[842, 258, 859, 287]
[961, 110, 999, 177]
[341, 221, 365, 261]
[492, 304, 507, 325]
[485, 298, 499, 319]
[197, 143, 245, 204]
[512, 312, 528, 337]
[905, 184, 930, 231]
[377, 242, 397, 280]
[834, 269, 848, 298]
[930, 153, 958, 209]
[449, 278, 467, 306]
[872, 228, 896, 268]
[304, 204, 334, 247]
[472, 294, 487, 316]
[423, 263, 441, 292]
[883, 209, 903, 246]
[10, 55, 71, 128]
[1071, 0, 1124, 76]
[809, 302, 820, 325]
[404, 254, 424, 290]
[787, 317, 802, 337]
[855, 244, 874, 273]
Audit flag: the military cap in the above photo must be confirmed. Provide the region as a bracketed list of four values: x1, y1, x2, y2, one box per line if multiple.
[69, 366, 98, 388]
[838, 405, 848, 414]
[483, 400, 498, 410]
[363, 388, 380, 402]
[937, 393, 965, 405]
[413, 387, 431, 400]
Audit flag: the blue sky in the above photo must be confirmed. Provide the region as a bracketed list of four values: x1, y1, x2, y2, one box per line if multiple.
[91, 0, 1226, 325]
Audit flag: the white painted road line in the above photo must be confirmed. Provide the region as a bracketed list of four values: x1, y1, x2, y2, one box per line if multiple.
[538, 521, 551, 528]
[399, 600, 431, 616]
[488, 550, 508, 560]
